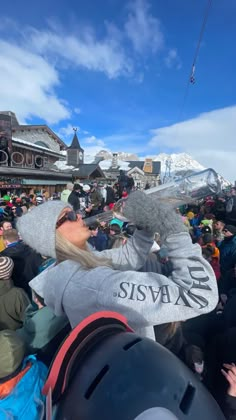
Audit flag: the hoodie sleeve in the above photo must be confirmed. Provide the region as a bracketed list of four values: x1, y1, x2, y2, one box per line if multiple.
[94, 229, 154, 271]
[95, 233, 218, 327]
[58, 233, 218, 330]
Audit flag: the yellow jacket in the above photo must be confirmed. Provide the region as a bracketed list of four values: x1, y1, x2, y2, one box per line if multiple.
[0, 235, 5, 252]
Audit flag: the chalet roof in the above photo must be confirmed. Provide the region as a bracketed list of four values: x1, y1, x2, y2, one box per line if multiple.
[72, 164, 104, 178]
[12, 137, 62, 157]
[127, 161, 144, 170]
[127, 160, 161, 175]
[68, 132, 84, 151]
[0, 111, 67, 149]
[0, 166, 72, 180]
[12, 124, 67, 149]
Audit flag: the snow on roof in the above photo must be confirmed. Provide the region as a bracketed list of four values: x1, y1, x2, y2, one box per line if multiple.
[119, 160, 132, 170]
[99, 159, 131, 171]
[53, 160, 74, 170]
[99, 159, 112, 170]
[12, 137, 60, 154]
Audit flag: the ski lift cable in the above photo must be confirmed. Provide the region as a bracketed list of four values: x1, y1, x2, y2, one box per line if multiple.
[179, 0, 213, 120]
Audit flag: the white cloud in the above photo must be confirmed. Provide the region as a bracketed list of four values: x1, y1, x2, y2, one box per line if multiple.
[83, 135, 105, 147]
[58, 123, 80, 139]
[28, 26, 132, 79]
[84, 145, 111, 160]
[0, 18, 132, 124]
[0, 40, 70, 124]
[125, 0, 164, 54]
[0, 2, 179, 124]
[164, 48, 182, 69]
[149, 106, 236, 181]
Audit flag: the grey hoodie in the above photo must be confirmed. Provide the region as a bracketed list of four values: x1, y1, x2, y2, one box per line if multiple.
[29, 230, 218, 340]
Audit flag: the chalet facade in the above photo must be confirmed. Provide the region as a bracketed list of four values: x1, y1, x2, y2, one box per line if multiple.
[0, 111, 69, 196]
[102, 153, 161, 188]
[126, 160, 161, 189]
[0, 113, 105, 196]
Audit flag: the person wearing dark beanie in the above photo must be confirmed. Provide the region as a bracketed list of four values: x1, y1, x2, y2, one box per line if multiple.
[224, 225, 236, 236]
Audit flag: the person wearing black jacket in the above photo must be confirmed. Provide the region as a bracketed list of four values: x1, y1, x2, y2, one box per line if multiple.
[1, 229, 43, 297]
[105, 185, 115, 206]
[68, 184, 81, 212]
[226, 188, 236, 226]
[127, 174, 135, 193]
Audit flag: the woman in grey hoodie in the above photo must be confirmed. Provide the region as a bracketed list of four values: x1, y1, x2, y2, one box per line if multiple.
[17, 192, 218, 340]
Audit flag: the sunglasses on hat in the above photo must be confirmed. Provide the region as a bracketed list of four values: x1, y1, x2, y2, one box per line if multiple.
[56, 211, 77, 229]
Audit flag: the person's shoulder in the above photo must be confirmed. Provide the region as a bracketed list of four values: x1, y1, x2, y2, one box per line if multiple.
[0, 247, 8, 256]
[232, 236, 236, 246]
[1, 245, 20, 258]
[4, 285, 26, 299]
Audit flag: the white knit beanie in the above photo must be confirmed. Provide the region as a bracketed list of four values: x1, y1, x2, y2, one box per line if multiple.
[17, 201, 70, 258]
[0, 257, 14, 280]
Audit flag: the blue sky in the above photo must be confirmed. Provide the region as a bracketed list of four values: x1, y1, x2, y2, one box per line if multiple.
[0, 0, 236, 179]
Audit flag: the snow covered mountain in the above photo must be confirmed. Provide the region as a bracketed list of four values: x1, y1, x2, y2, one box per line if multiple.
[153, 153, 205, 175]
[58, 148, 232, 188]
[95, 150, 139, 161]
[85, 150, 206, 176]
[153, 153, 231, 188]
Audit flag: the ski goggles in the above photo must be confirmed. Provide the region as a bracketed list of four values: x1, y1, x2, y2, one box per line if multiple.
[56, 211, 77, 229]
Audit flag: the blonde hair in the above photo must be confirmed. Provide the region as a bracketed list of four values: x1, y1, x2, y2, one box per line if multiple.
[112, 235, 127, 249]
[55, 231, 112, 269]
[165, 322, 180, 339]
[155, 322, 180, 346]
[3, 229, 19, 243]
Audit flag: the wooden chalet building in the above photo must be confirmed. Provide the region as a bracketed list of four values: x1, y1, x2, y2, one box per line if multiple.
[0, 112, 104, 196]
[102, 153, 161, 188]
[0, 111, 70, 196]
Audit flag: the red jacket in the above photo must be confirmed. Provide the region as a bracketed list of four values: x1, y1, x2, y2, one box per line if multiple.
[210, 257, 221, 281]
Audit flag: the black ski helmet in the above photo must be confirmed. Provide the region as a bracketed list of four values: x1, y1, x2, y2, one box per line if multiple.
[44, 312, 225, 420]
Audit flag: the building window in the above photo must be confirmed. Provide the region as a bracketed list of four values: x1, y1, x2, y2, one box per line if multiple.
[35, 141, 50, 149]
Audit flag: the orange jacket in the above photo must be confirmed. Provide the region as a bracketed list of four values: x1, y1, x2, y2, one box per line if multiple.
[0, 363, 31, 399]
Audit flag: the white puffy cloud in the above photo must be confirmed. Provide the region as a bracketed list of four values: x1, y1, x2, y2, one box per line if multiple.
[83, 135, 105, 148]
[164, 49, 182, 69]
[0, 40, 70, 124]
[28, 26, 132, 80]
[125, 0, 164, 54]
[58, 124, 80, 140]
[149, 106, 236, 181]
[0, 1, 179, 124]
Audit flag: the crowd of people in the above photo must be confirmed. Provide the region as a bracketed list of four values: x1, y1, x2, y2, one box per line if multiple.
[0, 178, 236, 419]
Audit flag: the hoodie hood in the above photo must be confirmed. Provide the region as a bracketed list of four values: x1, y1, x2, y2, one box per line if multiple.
[17, 200, 70, 258]
[29, 260, 81, 316]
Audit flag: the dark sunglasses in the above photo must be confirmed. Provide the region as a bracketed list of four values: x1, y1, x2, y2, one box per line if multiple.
[56, 211, 77, 229]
